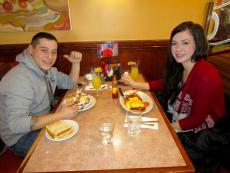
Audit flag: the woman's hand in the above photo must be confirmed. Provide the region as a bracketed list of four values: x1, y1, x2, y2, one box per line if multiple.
[121, 75, 136, 88]
[120, 75, 150, 90]
[171, 121, 182, 132]
[64, 51, 82, 64]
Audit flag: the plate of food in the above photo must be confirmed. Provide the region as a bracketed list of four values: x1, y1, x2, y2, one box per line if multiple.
[119, 90, 153, 114]
[78, 95, 96, 112]
[45, 120, 79, 142]
[63, 92, 96, 112]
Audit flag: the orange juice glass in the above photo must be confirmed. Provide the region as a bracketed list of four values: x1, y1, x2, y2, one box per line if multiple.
[92, 73, 102, 96]
[130, 64, 139, 81]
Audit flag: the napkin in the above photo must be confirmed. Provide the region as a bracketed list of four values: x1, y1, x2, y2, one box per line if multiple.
[85, 84, 111, 91]
[124, 117, 159, 130]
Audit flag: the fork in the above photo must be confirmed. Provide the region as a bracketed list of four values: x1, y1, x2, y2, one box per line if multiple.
[118, 87, 126, 99]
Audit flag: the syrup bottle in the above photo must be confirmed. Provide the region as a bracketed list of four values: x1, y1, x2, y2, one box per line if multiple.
[112, 75, 118, 99]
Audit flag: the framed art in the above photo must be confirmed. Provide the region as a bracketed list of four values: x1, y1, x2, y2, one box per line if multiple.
[97, 42, 119, 58]
[204, 0, 230, 46]
[0, 0, 71, 32]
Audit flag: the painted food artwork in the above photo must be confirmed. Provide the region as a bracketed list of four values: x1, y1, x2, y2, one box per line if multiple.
[0, 0, 71, 31]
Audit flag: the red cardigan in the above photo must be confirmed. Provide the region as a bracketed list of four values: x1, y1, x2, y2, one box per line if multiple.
[148, 60, 225, 132]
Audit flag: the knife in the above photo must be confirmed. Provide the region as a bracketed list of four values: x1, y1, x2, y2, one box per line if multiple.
[118, 87, 126, 98]
[141, 121, 158, 125]
[142, 122, 156, 125]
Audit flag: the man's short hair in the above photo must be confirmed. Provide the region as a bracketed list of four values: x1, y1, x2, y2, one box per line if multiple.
[31, 32, 58, 47]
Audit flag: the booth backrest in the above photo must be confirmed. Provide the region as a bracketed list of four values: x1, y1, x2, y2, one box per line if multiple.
[0, 43, 229, 113]
[0, 63, 11, 80]
[208, 51, 230, 116]
[0, 62, 18, 81]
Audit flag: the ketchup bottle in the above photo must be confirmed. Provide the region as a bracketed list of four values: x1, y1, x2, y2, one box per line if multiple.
[112, 75, 118, 99]
[99, 60, 107, 77]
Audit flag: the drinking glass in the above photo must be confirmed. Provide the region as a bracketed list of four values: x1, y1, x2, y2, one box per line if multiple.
[98, 117, 114, 144]
[126, 110, 142, 136]
[130, 63, 139, 81]
[92, 72, 102, 96]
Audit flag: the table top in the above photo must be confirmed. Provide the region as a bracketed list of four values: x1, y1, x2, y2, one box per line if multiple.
[20, 75, 194, 173]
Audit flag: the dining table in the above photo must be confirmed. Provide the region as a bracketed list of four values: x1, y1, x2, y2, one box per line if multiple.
[18, 74, 195, 173]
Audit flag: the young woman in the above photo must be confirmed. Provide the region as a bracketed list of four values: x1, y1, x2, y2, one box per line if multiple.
[121, 21, 226, 164]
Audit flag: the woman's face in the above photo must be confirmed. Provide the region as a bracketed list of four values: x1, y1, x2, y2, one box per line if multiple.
[171, 30, 196, 64]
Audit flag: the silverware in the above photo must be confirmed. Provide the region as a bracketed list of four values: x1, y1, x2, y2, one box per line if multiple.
[142, 122, 156, 125]
[141, 124, 156, 126]
[101, 85, 107, 89]
[78, 104, 85, 111]
[119, 87, 126, 98]
[141, 120, 158, 123]
[141, 120, 158, 126]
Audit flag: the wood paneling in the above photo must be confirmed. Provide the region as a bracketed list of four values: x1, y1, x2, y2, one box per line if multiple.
[0, 40, 168, 81]
[208, 51, 230, 96]
[0, 44, 27, 63]
[1, 41, 229, 96]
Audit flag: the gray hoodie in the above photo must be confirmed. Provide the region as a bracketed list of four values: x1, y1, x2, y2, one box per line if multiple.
[0, 49, 76, 146]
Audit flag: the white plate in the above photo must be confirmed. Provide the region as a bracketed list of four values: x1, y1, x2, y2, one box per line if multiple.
[119, 90, 153, 114]
[45, 120, 79, 142]
[78, 95, 96, 112]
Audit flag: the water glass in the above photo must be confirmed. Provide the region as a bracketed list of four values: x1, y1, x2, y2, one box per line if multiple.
[98, 117, 114, 144]
[126, 110, 142, 136]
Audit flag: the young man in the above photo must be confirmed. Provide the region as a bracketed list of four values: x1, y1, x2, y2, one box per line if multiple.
[0, 32, 82, 157]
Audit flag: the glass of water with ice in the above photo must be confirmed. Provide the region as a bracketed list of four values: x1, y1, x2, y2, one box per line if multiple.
[126, 110, 142, 136]
[98, 117, 114, 144]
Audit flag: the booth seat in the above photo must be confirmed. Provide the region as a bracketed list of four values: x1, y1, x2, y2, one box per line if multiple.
[0, 62, 23, 173]
[0, 144, 23, 173]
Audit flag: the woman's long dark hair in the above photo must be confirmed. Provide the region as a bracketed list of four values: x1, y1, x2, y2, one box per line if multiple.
[164, 21, 209, 105]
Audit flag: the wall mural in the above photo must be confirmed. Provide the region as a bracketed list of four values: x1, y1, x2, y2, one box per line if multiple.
[0, 0, 71, 32]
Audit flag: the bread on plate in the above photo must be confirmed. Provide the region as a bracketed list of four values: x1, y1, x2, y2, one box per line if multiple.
[46, 120, 73, 140]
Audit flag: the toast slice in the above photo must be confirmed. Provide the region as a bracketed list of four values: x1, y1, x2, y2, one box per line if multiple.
[46, 120, 73, 140]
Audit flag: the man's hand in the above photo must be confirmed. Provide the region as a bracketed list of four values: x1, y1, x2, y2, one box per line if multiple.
[64, 51, 82, 64]
[30, 103, 78, 131]
[58, 103, 78, 120]
[64, 51, 82, 82]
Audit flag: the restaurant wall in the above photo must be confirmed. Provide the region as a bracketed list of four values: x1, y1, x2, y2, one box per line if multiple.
[0, 0, 210, 44]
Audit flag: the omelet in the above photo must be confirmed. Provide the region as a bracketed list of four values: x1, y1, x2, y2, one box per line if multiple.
[125, 97, 144, 109]
[124, 93, 146, 111]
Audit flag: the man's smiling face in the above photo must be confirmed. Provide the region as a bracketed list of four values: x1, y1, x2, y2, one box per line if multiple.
[28, 38, 58, 71]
